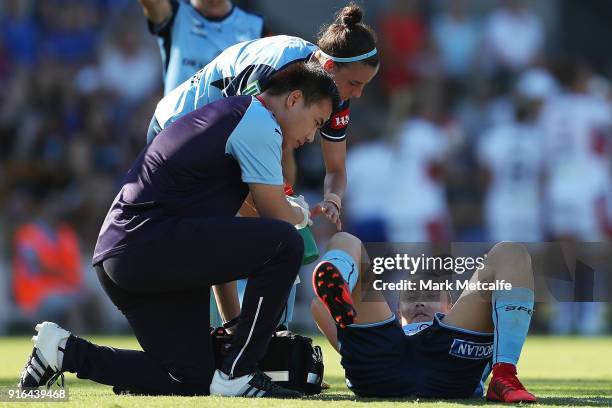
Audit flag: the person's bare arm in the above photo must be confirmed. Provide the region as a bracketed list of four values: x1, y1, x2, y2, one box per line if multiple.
[249, 183, 305, 226]
[321, 139, 348, 199]
[311, 139, 347, 230]
[137, 0, 172, 25]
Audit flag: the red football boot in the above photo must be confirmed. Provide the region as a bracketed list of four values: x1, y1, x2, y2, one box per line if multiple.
[486, 363, 537, 403]
[312, 261, 356, 328]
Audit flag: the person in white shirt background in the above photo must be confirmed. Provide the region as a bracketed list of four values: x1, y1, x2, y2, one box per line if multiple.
[476, 72, 554, 243]
[386, 85, 452, 243]
[539, 60, 612, 335]
[482, 0, 544, 73]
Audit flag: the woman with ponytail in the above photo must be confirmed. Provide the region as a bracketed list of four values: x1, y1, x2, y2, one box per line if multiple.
[147, 3, 379, 329]
[151, 4, 378, 226]
[309, 3, 379, 228]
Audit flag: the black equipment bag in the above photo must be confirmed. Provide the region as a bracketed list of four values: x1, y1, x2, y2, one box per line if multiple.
[211, 326, 324, 395]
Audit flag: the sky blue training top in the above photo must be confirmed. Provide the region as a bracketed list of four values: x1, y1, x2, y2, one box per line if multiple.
[154, 35, 351, 142]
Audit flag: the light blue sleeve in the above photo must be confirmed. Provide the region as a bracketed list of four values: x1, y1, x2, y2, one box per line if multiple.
[225, 101, 283, 185]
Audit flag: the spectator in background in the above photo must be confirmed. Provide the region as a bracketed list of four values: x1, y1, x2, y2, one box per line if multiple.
[67, 94, 125, 243]
[12, 192, 84, 327]
[515, 67, 560, 104]
[38, 0, 103, 65]
[386, 85, 452, 242]
[97, 16, 160, 105]
[378, 0, 427, 94]
[3, 62, 76, 198]
[600, 80, 612, 239]
[138, 0, 266, 95]
[477, 92, 545, 242]
[540, 61, 611, 335]
[541, 61, 611, 242]
[0, 70, 33, 162]
[431, 0, 480, 81]
[344, 135, 393, 242]
[454, 73, 515, 147]
[0, 0, 39, 68]
[74, 9, 160, 117]
[482, 0, 544, 73]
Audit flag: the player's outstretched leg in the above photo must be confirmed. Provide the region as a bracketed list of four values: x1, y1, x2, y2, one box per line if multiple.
[443, 242, 537, 403]
[485, 246, 536, 403]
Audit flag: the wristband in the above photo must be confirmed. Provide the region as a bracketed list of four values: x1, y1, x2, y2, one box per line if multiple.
[323, 193, 342, 211]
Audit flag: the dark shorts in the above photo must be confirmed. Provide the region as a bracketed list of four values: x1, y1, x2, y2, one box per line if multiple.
[337, 313, 493, 398]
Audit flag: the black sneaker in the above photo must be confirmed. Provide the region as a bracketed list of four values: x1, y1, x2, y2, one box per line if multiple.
[210, 369, 303, 398]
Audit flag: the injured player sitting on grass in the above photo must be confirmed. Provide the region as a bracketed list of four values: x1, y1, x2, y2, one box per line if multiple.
[311, 232, 537, 403]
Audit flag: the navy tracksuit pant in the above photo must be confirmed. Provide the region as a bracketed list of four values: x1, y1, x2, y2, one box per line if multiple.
[62, 216, 303, 395]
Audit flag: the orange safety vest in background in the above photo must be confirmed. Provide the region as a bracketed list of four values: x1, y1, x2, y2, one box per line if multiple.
[12, 222, 82, 314]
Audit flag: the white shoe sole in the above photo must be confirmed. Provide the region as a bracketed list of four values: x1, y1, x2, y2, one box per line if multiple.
[209, 369, 253, 396]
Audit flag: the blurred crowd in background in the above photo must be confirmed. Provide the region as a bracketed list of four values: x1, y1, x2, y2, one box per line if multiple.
[0, 0, 610, 334]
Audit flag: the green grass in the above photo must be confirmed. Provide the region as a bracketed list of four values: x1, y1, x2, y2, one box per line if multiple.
[0, 335, 611, 407]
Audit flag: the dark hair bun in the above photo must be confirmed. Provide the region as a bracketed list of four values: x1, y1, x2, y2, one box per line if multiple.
[317, 2, 378, 67]
[337, 3, 363, 27]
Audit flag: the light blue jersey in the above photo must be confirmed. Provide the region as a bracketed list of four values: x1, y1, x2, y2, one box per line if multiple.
[149, 0, 265, 95]
[225, 97, 283, 186]
[153, 35, 351, 142]
[154, 35, 317, 130]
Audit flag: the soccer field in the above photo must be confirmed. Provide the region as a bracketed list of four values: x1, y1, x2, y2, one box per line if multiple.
[0, 335, 610, 407]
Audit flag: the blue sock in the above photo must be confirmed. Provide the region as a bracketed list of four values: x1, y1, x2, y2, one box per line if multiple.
[492, 287, 534, 365]
[278, 283, 297, 328]
[321, 249, 359, 292]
